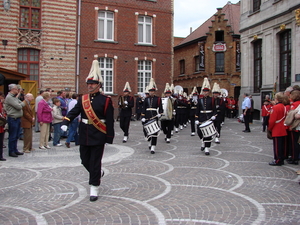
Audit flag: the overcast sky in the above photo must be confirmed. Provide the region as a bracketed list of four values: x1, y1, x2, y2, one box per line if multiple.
[174, 0, 239, 37]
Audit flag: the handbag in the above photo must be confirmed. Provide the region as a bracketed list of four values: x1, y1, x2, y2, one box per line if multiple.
[267, 129, 273, 139]
[0, 113, 7, 127]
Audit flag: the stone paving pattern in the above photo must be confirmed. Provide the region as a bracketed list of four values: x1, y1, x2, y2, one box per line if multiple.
[0, 118, 300, 225]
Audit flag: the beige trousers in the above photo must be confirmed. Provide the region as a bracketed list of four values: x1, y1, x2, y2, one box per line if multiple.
[39, 123, 50, 147]
[23, 127, 33, 151]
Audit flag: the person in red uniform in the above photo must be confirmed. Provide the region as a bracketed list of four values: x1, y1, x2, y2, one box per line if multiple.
[286, 90, 300, 165]
[268, 92, 289, 166]
[261, 100, 272, 132]
[227, 96, 236, 118]
[61, 59, 115, 201]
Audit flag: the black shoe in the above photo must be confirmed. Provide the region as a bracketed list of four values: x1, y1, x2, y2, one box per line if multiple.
[287, 160, 298, 165]
[243, 130, 251, 133]
[90, 196, 98, 202]
[9, 153, 18, 157]
[151, 150, 155, 154]
[15, 151, 24, 155]
[0, 158, 6, 161]
[205, 152, 210, 155]
[101, 170, 105, 177]
[269, 161, 283, 166]
[201, 147, 205, 151]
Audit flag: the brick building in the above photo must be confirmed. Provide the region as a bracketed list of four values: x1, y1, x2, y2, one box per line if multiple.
[173, 2, 241, 99]
[0, 0, 77, 94]
[240, 0, 300, 113]
[78, 0, 173, 117]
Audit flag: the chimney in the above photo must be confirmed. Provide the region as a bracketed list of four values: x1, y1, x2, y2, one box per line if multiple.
[190, 27, 193, 34]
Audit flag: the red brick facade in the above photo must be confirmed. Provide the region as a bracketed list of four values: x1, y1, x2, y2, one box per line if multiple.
[78, 0, 173, 117]
[173, 3, 241, 99]
[0, 0, 77, 93]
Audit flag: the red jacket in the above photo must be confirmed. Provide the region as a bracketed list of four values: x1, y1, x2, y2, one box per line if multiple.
[261, 104, 272, 117]
[268, 103, 287, 137]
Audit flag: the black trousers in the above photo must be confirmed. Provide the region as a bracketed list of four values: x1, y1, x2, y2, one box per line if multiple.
[289, 131, 300, 161]
[262, 116, 269, 132]
[0, 132, 4, 159]
[161, 119, 173, 138]
[272, 136, 287, 163]
[80, 144, 105, 186]
[120, 115, 131, 136]
[243, 109, 251, 131]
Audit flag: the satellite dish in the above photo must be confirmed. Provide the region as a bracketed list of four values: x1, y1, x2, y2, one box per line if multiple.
[174, 85, 183, 94]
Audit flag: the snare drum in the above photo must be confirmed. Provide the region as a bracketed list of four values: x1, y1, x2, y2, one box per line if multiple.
[144, 119, 161, 136]
[199, 120, 217, 138]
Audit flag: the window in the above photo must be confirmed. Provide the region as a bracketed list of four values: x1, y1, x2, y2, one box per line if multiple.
[179, 60, 185, 74]
[20, 0, 41, 29]
[18, 48, 40, 81]
[98, 11, 114, 41]
[279, 30, 291, 91]
[253, 0, 261, 12]
[253, 40, 262, 93]
[215, 31, 224, 42]
[138, 16, 152, 44]
[138, 61, 152, 92]
[215, 53, 224, 72]
[99, 58, 113, 93]
[194, 56, 200, 72]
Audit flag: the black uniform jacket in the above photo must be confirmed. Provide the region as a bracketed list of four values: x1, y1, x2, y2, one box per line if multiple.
[62, 92, 115, 145]
[212, 97, 226, 121]
[142, 95, 163, 120]
[119, 95, 134, 117]
[196, 96, 216, 122]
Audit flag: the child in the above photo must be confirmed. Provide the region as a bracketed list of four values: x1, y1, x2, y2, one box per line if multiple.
[261, 100, 272, 132]
[52, 98, 64, 147]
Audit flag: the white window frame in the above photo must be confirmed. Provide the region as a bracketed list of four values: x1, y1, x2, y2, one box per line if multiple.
[99, 58, 113, 94]
[138, 16, 152, 44]
[138, 60, 152, 92]
[98, 11, 114, 41]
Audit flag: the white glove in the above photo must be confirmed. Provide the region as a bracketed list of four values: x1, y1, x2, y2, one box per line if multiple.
[61, 125, 68, 132]
[211, 116, 216, 121]
[195, 120, 199, 125]
[141, 118, 146, 123]
[173, 111, 176, 115]
[124, 101, 128, 105]
[157, 114, 161, 118]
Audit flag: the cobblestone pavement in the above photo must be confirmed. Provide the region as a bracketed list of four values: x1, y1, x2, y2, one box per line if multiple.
[1, 118, 300, 225]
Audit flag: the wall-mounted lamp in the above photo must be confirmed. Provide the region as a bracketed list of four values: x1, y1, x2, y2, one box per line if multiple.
[2, 40, 8, 50]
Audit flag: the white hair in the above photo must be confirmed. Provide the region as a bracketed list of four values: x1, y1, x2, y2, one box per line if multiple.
[8, 84, 17, 91]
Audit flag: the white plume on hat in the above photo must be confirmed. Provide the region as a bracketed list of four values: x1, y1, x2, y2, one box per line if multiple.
[86, 59, 103, 84]
[123, 82, 132, 92]
[202, 77, 211, 91]
[144, 85, 149, 94]
[192, 86, 198, 95]
[148, 78, 157, 91]
[212, 82, 221, 93]
[170, 84, 174, 92]
[164, 83, 172, 93]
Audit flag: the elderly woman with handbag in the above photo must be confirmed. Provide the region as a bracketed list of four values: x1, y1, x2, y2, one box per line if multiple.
[268, 92, 289, 166]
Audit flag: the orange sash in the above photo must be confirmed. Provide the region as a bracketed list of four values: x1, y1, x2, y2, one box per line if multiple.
[82, 94, 107, 134]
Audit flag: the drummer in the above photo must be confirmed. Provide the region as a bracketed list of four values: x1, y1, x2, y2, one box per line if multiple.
[195, 78, 217, 155]
[160, 83, 175, 143]
[141, 78, 163, 154]
[211, 83, 226, 144]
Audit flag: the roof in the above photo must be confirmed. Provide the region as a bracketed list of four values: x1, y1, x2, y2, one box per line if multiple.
[175, 2, 240, 47]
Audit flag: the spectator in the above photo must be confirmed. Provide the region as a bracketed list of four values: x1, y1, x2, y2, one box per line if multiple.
[52, 98, 64, 147]
[65, 93, 79, 148]
[268, 92, 289, 166]
[249, 95, 254, 123]
[261, 99, 271, 132]
[0, 91, 6, 161]
[21, 93, 35, 153]
[56, 90, 67, 116]
[35, 90, 44, 132]
[242, 93, 251, 133]
[4, 84, 25, 157]
[37, 92, 53, 149]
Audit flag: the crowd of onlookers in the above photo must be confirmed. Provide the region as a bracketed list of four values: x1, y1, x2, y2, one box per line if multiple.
[0, 84, 79, 161]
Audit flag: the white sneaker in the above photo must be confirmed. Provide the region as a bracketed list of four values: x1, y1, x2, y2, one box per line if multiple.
[180, 125, 183, 130]
[191, 132, 195, 136]
[56, 143, 63, 147]
[123, 136, 128, 143]
[171, 130, 174, 136]
[39, 146, 46, 150]
[175, 128, 178, 133]
[150, 145, 155, 154]
[215, 137, 220, 143]
[166, 138, 170, 143]
[204, 147, 210, 155]
[183, 124, 187, 128]
[44, 145, 51, 149]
